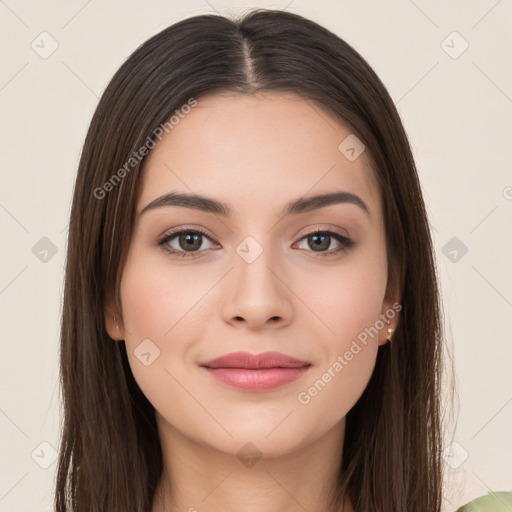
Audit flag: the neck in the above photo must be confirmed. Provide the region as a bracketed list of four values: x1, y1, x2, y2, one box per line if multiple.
[151, 417, 353, 512]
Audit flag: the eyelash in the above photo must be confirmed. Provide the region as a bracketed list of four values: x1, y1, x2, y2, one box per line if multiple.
[157, 227, 355, 258]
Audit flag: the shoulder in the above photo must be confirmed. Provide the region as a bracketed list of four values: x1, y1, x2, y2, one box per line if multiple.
[455, 491, 512, 511]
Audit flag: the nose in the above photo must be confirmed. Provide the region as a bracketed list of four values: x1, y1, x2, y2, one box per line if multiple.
[221, 245, 293, 331]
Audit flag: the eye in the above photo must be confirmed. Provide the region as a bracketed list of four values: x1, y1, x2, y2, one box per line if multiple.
[295, 229, 355, 257]
[157, 227, 355, 258]
[157, 228, 217, 258]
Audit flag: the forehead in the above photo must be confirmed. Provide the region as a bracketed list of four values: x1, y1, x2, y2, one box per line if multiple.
[139, 91, 381, 218]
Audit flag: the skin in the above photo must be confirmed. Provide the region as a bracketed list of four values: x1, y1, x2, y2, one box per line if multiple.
[105, 91, 399, 512]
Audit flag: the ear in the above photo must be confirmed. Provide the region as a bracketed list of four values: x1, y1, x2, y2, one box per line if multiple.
[378, 285, 401, 347]
[104, 293, 125, 341]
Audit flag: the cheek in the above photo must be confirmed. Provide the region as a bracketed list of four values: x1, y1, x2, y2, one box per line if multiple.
[291, 252, 386, 414]
[295, 270, 384, 422]
[118, 262, 195, 426]
[319, 275, 383, 330]
[296, 339, 378, 439]
[117, 247, 217, 399]
[119, 250, 205, 341]
[293, 254, 388, 347]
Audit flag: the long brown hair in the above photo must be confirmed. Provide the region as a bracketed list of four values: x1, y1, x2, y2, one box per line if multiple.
[55, 8, 444, 511]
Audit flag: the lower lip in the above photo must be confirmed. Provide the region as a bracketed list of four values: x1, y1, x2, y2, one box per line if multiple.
[202, 366, 311, 391]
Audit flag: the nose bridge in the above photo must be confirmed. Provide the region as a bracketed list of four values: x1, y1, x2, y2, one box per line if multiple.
[222, 233, 292, 327]
[233, 234, 281, 296]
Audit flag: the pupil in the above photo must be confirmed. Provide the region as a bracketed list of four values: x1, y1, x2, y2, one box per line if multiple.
[310, 234, 329, 251]
[182, 233, 200, 250]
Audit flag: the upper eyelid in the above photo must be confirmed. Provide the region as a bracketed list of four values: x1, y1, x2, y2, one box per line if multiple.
[159, 227, 350, 249]
[158, 228, 215, 246]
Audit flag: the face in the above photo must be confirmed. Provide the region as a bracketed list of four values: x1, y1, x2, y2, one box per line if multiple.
[106, 91, 397, 458]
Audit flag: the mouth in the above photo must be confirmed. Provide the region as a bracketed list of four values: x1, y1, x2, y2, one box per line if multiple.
[200, 350, 311, 369]
[199, 351, 312, 391]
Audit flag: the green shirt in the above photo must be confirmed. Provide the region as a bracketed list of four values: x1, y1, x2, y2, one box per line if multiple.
[455, 491, 512, 511]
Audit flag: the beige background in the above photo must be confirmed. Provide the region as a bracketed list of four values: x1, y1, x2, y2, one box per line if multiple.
[0, 0, 511, 510]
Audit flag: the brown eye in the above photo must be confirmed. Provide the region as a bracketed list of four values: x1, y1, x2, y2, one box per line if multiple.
[295, 229, 355, 256]
[177, 232, 203, 251]
[158, 229, 217, 257]
[307, 233, 331, 251]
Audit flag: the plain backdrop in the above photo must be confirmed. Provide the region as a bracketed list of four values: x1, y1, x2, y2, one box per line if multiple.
[0, 1, 511, 510]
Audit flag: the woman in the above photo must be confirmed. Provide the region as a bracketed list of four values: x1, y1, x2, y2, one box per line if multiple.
[54, 8, 477, 511]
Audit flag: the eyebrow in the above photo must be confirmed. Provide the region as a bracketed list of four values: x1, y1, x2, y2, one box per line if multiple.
[138, 190, 370, 218]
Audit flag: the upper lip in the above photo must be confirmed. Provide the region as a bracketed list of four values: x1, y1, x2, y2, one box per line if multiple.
[200, 351, 311, 369]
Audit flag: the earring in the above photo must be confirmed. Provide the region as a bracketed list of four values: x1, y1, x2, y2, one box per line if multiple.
[385, 318, 393, 344]
[113, 314, 119, 330]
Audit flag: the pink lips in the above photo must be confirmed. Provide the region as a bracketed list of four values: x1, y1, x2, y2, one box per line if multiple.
[200, 351, 312, 392]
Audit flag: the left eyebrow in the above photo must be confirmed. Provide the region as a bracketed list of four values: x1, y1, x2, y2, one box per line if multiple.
[138, 190, 370, 218]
